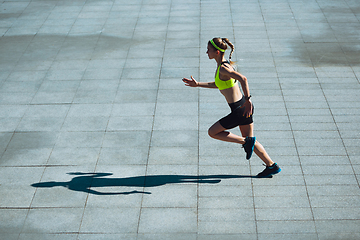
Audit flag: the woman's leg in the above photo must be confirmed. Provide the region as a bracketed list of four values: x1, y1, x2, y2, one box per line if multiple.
[208, 121, 246, 144]
[239, 123, 274, 167]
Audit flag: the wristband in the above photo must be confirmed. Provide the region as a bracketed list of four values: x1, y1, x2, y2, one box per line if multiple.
[245, 95, 251, 100]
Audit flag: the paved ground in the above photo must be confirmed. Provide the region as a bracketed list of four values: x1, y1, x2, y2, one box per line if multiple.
[0, 0, 359, 239]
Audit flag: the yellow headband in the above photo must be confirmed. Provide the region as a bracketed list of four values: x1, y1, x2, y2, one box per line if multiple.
[210, 39, 225, 52]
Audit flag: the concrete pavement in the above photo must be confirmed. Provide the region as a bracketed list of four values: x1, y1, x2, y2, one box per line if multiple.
[0, 0, 359, 239]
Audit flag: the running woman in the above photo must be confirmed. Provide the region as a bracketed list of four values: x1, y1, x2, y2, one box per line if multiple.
[182, 37, 281, 178]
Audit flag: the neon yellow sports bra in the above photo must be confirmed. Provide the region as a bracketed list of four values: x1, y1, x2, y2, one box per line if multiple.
[215, 62, 237, 90]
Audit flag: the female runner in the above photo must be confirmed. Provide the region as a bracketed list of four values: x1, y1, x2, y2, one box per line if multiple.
[182, 37, 281, 178]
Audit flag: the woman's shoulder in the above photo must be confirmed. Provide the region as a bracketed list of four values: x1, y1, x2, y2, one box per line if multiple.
[219, 61, 236, 74]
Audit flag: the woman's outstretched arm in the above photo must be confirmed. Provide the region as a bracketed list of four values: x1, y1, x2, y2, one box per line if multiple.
[182, 76, 217, 88]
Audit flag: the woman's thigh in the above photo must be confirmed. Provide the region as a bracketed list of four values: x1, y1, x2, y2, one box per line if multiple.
[208, 121, 227, 136]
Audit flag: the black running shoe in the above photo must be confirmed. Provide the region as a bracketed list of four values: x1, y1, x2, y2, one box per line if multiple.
[256, 163, 281, 178]
[242, 136, 256, 160]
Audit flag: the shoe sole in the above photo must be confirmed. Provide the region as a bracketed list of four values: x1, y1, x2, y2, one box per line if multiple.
[257, 168, 281, 178]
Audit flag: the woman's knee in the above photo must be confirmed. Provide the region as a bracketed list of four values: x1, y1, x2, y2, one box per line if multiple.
[208, 127, 216, 138]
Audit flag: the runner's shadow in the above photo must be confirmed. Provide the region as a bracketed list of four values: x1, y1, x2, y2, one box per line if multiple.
[31, 172, 255, 195]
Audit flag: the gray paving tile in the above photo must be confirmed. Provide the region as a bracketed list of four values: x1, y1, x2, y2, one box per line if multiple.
[1, 0, 359, 238]
[22, 208, 84, 233]
[157, 89, 199, 103]
[306, 185, 360, 196]
[80, 208, 140, 234]
[199, 208, 255, 222]
[253, 185, 308, 197]
[313, 207, 360, 220]
[257, 220, 316, 234]
[0, 209, 28, 234]
[31, 187, 87, 208]
[0, 92, 35, 104]
[31, 92, 75, 104]
[150, 130, 198, 147]
[48, 147, 100, 166]
[67, 104, 112, 117]
[0, 166, 45, 187]
[56, 132, 104, 148]
[304, 174, 358, 185]
[315, 220, 360, 234]
[119, 78, 160, 90]
[0, 132, 14, 152]
[45, 69, 84, 81]
[38, 167, 96, 188]
[295, 138, 343, 148]
[0, 148, 52, 166]
[293, 130, 341, 139]
[198, 221, 256, 234]
[199, 196, 254, 209]
[138, 208, 197, 234]
[97, 147, 148, 165]
[155, 102, 198, 116]
[198, 154, 250, 167]
[111, 103, 155, 116]
[199, 185, 253, 197]
[107, 116, 154, 131]
[62, 116, 109, 131]
[115, 89, 158, 103]
[73, 90, 117, 104]
[198, 234, 257, 240]
[256, 207, 314, 221]
[137, 233, 196, 240]
[317, 232, 360, 240]
[19, 234, 78, 240]
[258, 233, 318, 240]
[153, 115, 198, 131]
[198, 165, 252, 180]
[298, 146, 348, 156]
[78, 234, 136, 240]
[102, 131, 151, 148]
[0, 185, 35, 208]
[145, 164, 198, 176]
[142, 184, 197, 208]
[302, 165, 353, 176]
[309, 195, 360, 208]
[254, 196, 310, 209]
[17, 117, 65, 132]
[148, 146, 198, 165]
[7, 132, 58, 149]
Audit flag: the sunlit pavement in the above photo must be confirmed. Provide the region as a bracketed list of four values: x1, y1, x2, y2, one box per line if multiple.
[0, 0, 359, 239]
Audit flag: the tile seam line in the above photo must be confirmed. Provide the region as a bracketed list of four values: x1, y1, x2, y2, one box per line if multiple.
[261, 0, 319, 238]
[287, 1, 347, 238]
[135, 0, 172, 236]
[252, 1, 270, 239]
[315, 68, 360, 187]
[16, 0, 87, 238]
[69, 6, 104, 240]
[72, 0, 124, 236]
[197, 0, 202, 237]
[2, 0, 32, 75]
[312, 0, 360, 188]
[331, 0, 359, 83]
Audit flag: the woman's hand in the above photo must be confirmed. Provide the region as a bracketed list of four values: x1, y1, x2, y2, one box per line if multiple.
[241, 100, 253, 118]
[182, 76, 198, 87]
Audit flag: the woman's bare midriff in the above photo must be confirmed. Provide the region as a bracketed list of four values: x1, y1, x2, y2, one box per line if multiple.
[219, 85, 243, 104]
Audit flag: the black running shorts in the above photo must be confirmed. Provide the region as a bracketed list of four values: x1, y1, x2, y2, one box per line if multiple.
[219, 97, 254, 129]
